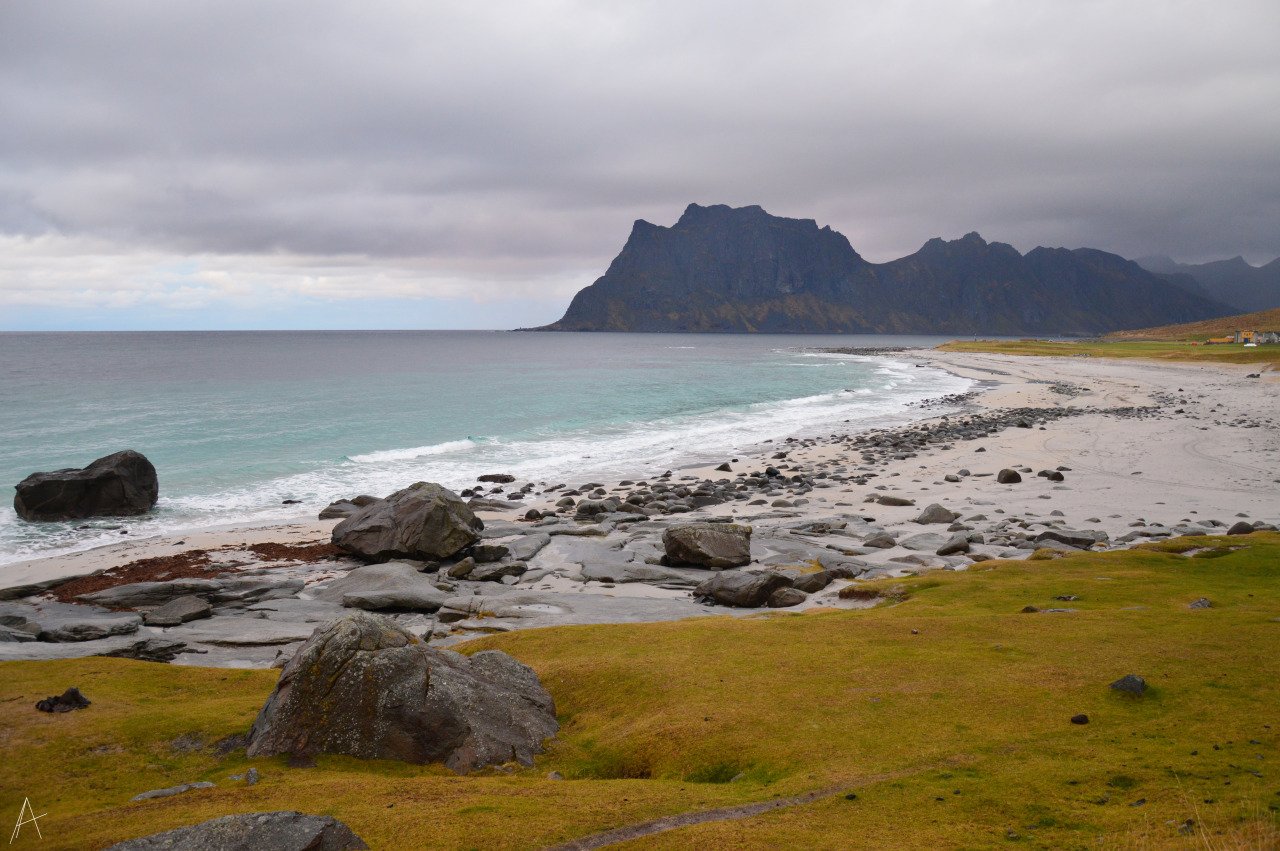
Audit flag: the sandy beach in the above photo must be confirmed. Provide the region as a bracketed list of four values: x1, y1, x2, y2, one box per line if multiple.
[2, 348, 1276, 667]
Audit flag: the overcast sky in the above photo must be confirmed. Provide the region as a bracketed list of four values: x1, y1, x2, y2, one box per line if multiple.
[2, 1, 1277, 330]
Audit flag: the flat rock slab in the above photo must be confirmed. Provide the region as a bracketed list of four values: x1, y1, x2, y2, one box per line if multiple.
[312, 561, 450, 612]
[0, 600, 141, 642]
[896, 532, 950, 552]
[130, 781, 215, 802]
[164, 616, 318, 647]
[144, 595, 212, 626]
[79, 577, 304, 609]
[105, 811, 368, 851]
[579, 562, 702, 586]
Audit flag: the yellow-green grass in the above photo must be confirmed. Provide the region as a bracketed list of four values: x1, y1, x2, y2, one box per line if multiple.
[2, 534, 1278, 849]
[938, 338, 1280, 369]
[1102, 307, 1280, 343]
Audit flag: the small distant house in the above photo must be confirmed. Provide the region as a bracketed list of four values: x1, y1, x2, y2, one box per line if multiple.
[1234, 330, 1280, 344]
[1206, 335, 1234, 344]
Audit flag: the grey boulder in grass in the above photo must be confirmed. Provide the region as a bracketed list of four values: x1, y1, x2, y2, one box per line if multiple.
[245, 612, 557, 773]
[105, 811, 368, 850]
[331, 481, 483, 562]
[14, 450, 158, 521]
[662, 522, 752, 569]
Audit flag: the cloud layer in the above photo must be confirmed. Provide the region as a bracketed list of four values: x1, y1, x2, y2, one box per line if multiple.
[2, 1, 1278, 327]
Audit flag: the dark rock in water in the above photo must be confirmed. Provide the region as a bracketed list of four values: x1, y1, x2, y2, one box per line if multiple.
[144, 595, 213, 626]
[14, 450, 158, 522]
[104, 811, 368, 851]
[96, 638, 190, 663]
[662, 522, 752, 569]
[36, 686, 91, 713]
[1110, 674, 1148, 696]
[246, 612, 557, 772]
[478, 473, 516, 484]
[695, 570, 790, 608]
[767, 587, 807, 608]
[332, 482, 483, 562]
[1225, 521, 1255, 535]
[915, 503, 958, 524]
[997, 469, 1022, 484]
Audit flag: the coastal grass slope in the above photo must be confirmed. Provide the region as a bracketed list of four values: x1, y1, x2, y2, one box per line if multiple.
[938, 338, 1280, 369]
[1101, 306, 1280, 342]
[2, 535, 1278, 849]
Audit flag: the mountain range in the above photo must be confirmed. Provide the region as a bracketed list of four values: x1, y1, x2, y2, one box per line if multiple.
[1135, 255, 1280, 314]
[535, 204, 1252, 335]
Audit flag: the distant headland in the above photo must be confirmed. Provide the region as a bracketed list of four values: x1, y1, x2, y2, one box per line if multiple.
[532, 203, 1241, 335]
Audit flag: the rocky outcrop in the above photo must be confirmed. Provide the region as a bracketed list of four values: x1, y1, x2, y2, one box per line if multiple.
[694, 570, 792, 608]
[13, 450, 159, 522]
[245, 612, 557, 772]
[662, 522, 752, 569]
[535, 203, 1231, 334]
[314, 561, 451, 611]
[331, 482, 483, 562]
[143, 595, 213, 625]
[105, 811, 368, 851]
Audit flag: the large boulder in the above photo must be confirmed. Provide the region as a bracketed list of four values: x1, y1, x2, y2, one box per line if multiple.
[694, 570, 791, 607]
[105, 811, 368, 851]
[662, 523, 752, 569]
[331, 482, 483, 562]
[245, 612, 557, 772]
[14, 450, 158, 522]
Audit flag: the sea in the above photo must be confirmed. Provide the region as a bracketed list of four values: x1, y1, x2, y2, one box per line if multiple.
[0, 331, 974, 566]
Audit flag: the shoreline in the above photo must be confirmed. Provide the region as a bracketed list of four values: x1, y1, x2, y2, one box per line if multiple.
[0, 349, 974, 571]
[2, 348, 1276, 667]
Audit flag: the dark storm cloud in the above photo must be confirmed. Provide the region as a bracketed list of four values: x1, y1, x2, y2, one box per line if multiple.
[1, 0, 1278, 318]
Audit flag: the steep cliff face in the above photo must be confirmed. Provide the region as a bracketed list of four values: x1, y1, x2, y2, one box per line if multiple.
[1135, 254, 1280, 313]
[538, 203, 1232, 334]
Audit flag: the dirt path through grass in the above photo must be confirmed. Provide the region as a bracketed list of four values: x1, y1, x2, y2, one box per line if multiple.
[544, 766, 929, 850]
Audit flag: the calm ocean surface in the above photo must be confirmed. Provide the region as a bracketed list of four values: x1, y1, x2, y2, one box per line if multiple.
[0, 331, 972, 565]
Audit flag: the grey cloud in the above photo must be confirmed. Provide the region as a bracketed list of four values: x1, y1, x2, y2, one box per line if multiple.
[0, 0, 1277, 309]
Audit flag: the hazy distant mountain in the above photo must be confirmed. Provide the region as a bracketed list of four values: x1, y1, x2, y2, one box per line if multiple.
[1135, 255, 1280, 313]
[537, 203, 1232, 335]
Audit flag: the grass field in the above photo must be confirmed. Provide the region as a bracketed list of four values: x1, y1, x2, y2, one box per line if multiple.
[937, 338, 1280, 370]
[2, 534, 1278, 849]
[1102, 308, 1280, 343]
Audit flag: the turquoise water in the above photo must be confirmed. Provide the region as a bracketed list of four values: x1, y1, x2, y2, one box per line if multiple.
[0, 331, 971, 565]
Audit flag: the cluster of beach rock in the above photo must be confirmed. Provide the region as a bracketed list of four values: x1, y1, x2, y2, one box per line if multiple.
[3, 389, 1275, 670]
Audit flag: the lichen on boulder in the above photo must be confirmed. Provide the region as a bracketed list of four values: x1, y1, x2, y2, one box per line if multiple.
[245, 612, 557, 773]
